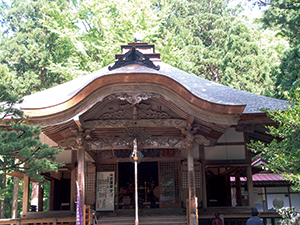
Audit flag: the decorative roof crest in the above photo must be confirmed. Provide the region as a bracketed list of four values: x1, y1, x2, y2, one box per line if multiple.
[108, 42, 160, 71]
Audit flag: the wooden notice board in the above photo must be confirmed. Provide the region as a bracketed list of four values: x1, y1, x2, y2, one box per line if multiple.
[96, 172, 115, 211]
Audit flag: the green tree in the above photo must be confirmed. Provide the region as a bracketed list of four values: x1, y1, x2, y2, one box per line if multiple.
[1, 0, 285, 98]
[0, 65, 62, 218]
[261, 0, 300, 97]
[0, 0, 75, 96]
[250, 87, 300, 189]
[0, 77, 62, 179]
[43, 0, 165, 73]
[153, 0, 284, 97]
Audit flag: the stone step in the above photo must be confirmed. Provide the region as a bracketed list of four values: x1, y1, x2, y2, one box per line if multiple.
[96, 215, 187, 225]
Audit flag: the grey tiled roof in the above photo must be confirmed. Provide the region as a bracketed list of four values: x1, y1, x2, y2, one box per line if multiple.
[21, 62, 288, 114]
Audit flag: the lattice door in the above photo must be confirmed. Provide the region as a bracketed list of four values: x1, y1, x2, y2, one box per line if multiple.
[159, 161, 180, 206]
[85, 162, 96, 205]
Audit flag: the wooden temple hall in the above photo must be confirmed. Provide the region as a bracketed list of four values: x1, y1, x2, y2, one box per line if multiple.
[5, 41, 289, 225]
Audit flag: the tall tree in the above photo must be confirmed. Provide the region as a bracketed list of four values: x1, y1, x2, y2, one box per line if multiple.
[11, 159, 19, 219]
[250, 88, 300, 189]
[0, 75, 62, 179]
[43, 0, 165, 73]
[0, 65, 62, 217]
[1, 0, 286, 98]
[0, 0, 75, 96]
[153, 0, 285, 97]
[261, 0, 300, 97]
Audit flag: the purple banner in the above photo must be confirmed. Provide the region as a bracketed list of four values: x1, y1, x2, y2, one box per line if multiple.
[76, 181, 83, 225]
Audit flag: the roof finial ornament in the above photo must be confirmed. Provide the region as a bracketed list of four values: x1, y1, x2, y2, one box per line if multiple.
[108, 35, 160, 71]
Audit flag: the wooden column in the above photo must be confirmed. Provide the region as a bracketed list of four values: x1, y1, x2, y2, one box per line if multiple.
[38, 183, 44, 211]
[49, 180, 55, 211]
[22, 175, 30, 215]
[235, 171, 242, 206]
[202, 163, 207, 209]
[246, 166, 254, 207]
[71, 168, 76, 212]
[77, 139, 85, 215]
[70, 150, 77, 212]
[187, 147, 198, 225]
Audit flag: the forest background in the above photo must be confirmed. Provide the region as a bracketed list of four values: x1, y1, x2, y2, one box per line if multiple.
[0, 0, 299, 219]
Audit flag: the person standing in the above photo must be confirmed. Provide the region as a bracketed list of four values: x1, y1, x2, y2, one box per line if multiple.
[246, 208, 263, 225]
[212, 212, 223, 225]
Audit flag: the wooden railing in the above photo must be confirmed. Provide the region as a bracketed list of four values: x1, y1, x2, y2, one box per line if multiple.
[0, 217, 76, 225]
[0, 205, 92, 225]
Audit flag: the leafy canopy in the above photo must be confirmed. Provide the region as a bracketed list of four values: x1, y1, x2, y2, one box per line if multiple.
[250, 87, 300, 189]
[152, 0, 284, 97]
[0, 0, 76, 96]
[261, 0, 300, 97]
[0, 65, 62, 180]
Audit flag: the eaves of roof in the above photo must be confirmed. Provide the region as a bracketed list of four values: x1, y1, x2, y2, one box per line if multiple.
[19, 62, 288, 116]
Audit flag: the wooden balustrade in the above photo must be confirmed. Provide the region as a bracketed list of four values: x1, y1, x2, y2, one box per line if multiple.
[0, 204, 93, 225]
[0, 217, 75, 225]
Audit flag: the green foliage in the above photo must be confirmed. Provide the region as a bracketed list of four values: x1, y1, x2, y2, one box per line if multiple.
[277, 207, 300, 225]
[153, 0, 284, 97]
[43, 0, 164, 73]
[0, 0, 75, 96]
[275, 47, 300, 97]
[249, 89, 300, 189]
[0, 65, 62, 181]
[0, 0, 287, 98]
[43, 181, 50, 211]
[0, 122, 62, 179]
[0, 176, 23, 218]
[261, 0, 300, 97]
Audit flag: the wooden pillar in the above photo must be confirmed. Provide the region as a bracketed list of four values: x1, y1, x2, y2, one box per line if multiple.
[49, 180, 55, 211]
[70, 150, 77, 212]
[77, 142, 85, 214]
[71, 168, 76, 211]
[187, 147, 198, 225]
[202, 163, 207, 209]
[246, 166, 254, 207]
[38, 183, 44, 211]
[235, 171, 242, 206]
[22, 175, 30, 215]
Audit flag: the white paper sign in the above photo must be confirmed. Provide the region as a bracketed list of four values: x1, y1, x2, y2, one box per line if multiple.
[96, 172, 115, 211]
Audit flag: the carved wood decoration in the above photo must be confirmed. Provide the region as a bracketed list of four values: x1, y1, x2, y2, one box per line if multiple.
[83, 119, 186, 129]
[86, 136, 187, 150]
[193, 134, 210, 146]
[58, 137, 79, 149]
[99, 103, 171, 120]
[108, 48, 160, 71]
[107, 93, 162, 105]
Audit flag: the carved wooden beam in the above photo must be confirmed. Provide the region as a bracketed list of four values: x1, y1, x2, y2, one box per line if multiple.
[83, 119, 187, 129]
[86, 136, 187, 150]
[193, 134, 210, 146]
[58, 137, 78, 150]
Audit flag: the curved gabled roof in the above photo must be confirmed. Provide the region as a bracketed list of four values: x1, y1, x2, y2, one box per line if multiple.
[21, 61, 288, 117]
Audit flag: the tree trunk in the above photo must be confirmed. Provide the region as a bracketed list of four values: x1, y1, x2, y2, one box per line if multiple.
[12, 158, 20, 218]
[0, 160, 7, 218]
[31, 183, 39, 211]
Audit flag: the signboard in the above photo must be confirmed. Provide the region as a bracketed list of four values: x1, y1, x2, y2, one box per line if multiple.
[96, 172, 115, 211]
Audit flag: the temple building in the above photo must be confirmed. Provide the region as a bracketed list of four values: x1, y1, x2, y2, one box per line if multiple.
[4, 41, 296, 225]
